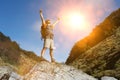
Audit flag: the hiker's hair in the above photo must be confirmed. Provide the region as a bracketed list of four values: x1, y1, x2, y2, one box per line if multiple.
[45, 19, 51, 24]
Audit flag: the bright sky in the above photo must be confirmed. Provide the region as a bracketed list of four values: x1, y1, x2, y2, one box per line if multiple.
[0, 0, 120, 62]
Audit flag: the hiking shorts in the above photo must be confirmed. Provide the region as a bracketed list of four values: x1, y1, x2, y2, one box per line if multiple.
[43, 38, 55, 49]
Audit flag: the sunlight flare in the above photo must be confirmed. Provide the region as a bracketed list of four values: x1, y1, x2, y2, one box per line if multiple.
[61, 11, 87, 31]
[67, 12, 86, 29]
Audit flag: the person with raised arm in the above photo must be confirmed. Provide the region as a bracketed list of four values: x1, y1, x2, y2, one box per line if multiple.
[39, 10, 60, 62]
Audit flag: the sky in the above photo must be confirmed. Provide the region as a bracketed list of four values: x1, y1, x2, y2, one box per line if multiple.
[0, 0, 120, 62]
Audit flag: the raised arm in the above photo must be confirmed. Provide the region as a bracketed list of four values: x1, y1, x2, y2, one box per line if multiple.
[40, 10, 46, 26]
[52, 18, 60, 28]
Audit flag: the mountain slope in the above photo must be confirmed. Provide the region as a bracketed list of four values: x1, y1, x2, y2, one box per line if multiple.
[66, 8, 120, 79]
[66, 8, 120, 64]
[69, 27, 120, 78]
[0, 32, 44, 75]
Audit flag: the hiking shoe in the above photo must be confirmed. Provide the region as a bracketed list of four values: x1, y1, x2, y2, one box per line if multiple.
[40, 56, 51, 62]
[40, 56, 46, 61]
[40, 56, 44, 59]
[51, 58, 56, 63]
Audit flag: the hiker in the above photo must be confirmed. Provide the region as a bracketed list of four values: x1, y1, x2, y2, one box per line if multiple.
[39, 10, 60, 62]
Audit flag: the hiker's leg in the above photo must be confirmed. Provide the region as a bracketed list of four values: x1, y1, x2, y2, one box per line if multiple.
[41, 47, 47, 57]
[50, 49, 55, 62]
[41, 39, 49, 57]
[50, 39, 56, 62]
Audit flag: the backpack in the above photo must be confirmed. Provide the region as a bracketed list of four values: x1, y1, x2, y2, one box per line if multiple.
[40, 25, 54, 40]
[40, 26, 47, 40]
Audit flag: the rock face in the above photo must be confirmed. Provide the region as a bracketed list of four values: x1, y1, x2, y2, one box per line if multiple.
[0, 66, 23, 80]
[66, 8, 120, 64]
[0, 62, 97, 80]
[101, 76, 118, 80]
[69, 27, 120, 78]
[66, 8, 120, 79]
[24, 61, 97, 80]
[0, 32, 44, 75]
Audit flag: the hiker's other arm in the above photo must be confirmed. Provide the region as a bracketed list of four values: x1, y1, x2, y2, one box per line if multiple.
[52, 18, 60, 27]
[40, 10, 46, 26]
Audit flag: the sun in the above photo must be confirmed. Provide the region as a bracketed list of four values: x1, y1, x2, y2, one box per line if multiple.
[68, 13, 85, 28]
[61, 12, 86, 31]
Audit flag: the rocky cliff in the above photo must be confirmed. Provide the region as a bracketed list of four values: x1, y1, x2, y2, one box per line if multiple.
[66, 8, 120, 79]
[0, 32, 97, 80]
[0, 32, 44, 75]
[66, 8, 120, 64]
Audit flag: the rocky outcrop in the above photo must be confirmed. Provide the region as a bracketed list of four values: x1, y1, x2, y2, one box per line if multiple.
[69, 27, 120, 78]
[0, 62, 97, 80]
[0, 66, 23, 80]
[24, 61, 97, 80]
[0, 32, 44, 75]
[1, 63, 119, 80]
[66, 8, 120, 64]
[66, 8, 120, 79]
[101, 76, 118, 80]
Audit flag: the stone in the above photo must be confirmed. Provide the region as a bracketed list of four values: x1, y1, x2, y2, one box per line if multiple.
[0, 66, 23, 80]
[101, 76, 118, 80]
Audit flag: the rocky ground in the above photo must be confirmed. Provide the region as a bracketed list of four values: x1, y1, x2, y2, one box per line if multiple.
[24, 61, 97, 80]
[0, 61, 97, 80]
[0, 61, 118, 80]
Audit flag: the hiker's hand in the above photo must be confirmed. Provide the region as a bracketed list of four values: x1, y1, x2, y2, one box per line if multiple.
[40, 10, 42, 13]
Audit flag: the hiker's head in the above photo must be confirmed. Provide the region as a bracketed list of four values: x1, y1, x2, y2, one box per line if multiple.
[45, 19, 51, 24]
